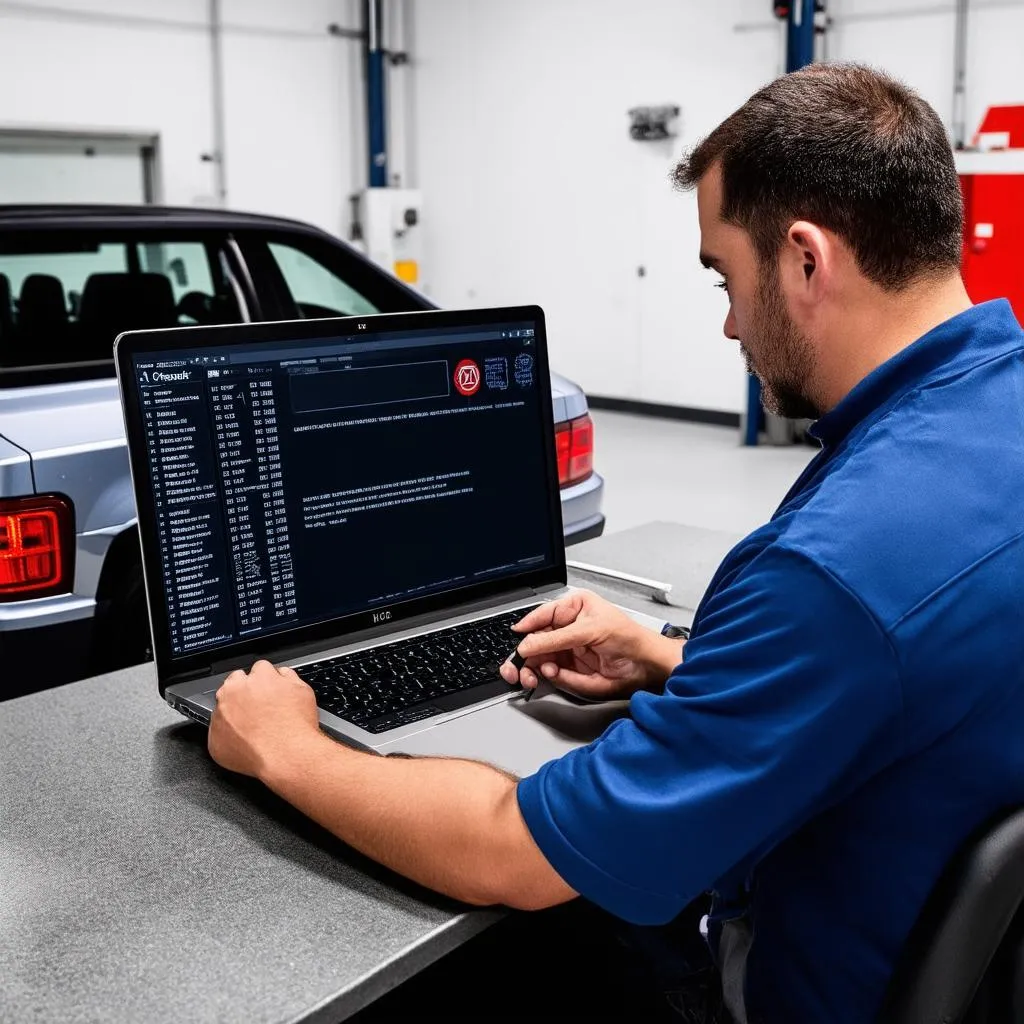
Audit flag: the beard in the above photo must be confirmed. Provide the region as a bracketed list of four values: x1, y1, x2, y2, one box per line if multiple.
[742, 266, 821, 421]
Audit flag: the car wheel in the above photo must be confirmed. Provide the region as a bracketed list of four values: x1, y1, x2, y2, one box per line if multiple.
[90, 561, 152, 674]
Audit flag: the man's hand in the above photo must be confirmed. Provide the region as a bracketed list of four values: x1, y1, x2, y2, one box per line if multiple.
[208, 660, 324, 780]
[499, 589, 684, 700]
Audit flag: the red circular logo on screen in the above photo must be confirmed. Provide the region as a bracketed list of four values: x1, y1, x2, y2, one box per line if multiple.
[454, 359, 481, 396]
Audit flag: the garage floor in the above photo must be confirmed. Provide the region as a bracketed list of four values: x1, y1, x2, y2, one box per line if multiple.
[592, 410, 819, 538]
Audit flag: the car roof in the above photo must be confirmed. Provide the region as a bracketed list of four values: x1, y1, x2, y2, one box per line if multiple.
[0, 203, 332, 236]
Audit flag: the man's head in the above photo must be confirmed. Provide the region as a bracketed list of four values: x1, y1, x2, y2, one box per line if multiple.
[675, 63, 964, 418]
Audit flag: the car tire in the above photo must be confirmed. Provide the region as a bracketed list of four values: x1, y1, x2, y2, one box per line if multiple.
[90, 561, 152, 675]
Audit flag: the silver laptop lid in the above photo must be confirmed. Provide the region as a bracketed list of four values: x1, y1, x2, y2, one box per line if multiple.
[114, 306, 566, 696]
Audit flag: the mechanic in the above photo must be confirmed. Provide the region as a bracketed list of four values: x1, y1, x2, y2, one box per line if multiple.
[207, 63, 1024, 1023]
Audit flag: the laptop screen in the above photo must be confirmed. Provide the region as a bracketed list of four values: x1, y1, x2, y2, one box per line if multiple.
[124, 311, 560, 663]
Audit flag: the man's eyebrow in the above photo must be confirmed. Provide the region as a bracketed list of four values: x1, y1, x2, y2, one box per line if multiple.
[699, 252, 723, 270]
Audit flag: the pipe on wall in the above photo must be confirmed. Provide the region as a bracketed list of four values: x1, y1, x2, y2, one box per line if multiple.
[745, 0, 817, 446]
[208, 0, 227, 205]
[364, 0, 388, 188]
[952, 0, 969, 148]
[786, 0, 817, 72]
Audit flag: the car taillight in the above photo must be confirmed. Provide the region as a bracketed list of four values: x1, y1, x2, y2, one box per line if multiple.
[556, 413, 595, 488]
[0, 495, 75, 600]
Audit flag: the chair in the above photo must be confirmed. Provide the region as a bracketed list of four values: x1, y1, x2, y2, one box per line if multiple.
[11, 273, 71, 365]
[77, 272, 177, 360]
[17, 273, 68, 331]
[879, 806, 1024, 1023]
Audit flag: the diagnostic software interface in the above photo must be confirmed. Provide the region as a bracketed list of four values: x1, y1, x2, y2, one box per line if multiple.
[131, 320, 555, 657]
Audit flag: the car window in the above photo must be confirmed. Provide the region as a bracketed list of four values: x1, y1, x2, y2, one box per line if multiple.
[267, 241, 380, 318]
[1, 244, 128, 310]
[0, 233, 244, 375]
[138, 242, 215, 313]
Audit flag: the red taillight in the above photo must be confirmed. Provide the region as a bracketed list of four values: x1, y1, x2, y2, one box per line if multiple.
[0, 495, 74, 600]
[556, 413, 595, 488]
[556, 423, 572, 485]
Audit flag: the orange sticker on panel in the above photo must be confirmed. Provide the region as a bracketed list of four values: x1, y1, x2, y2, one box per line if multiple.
[394, 260, 419, 283]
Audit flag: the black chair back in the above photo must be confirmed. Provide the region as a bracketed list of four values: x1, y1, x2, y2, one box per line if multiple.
[880, 806, 1024, 1023]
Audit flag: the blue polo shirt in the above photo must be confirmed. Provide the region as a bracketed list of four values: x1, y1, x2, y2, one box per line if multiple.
[517, 300, 1024, 1022]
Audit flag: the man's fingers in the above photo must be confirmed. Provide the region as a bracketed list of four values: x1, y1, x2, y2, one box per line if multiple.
[500, 645, 621, 699]
[499, 659, 539, 690]
[511, 603, 558, 633]
[519, 666, 540, 690]
[512, 594, 584, 634]
[217, 669, 245, 699]
[242, 660, 304, 683]
[515, 622, 595, 660]
[541, 665, 621, 700]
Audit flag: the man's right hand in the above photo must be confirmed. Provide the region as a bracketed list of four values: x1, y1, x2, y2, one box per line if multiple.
[499, 590, 685, 701]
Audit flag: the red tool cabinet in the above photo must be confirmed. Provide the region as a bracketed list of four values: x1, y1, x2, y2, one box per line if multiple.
[956, 106, 1024, 324]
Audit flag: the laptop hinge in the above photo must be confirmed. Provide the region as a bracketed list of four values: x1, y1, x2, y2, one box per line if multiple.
[204, 585, 546, 678]
[532, 581, 566, 596]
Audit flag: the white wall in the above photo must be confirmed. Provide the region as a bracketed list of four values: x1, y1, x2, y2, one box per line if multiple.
[220, 0, 365, 235]
[411, 0, 779, 413]
[0, 1, 216, 206]
[410, 0, 1024, 414]
[0, 0, 368, 236]
[826, 0, 1024, 142]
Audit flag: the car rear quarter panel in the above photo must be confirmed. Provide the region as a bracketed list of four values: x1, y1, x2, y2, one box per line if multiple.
[0, 436, 34, 495]
[0, 379, 134, 598]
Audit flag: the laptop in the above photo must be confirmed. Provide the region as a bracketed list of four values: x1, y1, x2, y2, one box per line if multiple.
[115, 305, 662, 776]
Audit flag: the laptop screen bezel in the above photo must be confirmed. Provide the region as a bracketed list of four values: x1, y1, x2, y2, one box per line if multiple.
[114, 305, 567, 690]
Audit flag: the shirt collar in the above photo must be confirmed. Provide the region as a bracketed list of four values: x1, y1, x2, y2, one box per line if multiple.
[809, 299, 1023, 447]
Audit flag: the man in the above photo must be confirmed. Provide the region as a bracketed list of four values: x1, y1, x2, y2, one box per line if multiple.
[208, 63, 1024, 1022]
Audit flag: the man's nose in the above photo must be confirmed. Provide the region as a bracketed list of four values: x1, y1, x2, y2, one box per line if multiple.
[724, 305, 739, 341]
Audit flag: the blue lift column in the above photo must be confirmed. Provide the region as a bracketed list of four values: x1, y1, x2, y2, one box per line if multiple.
[744, 0, 817, 445]
[365, 0, 387, 188]
[787, 0, 817, 72]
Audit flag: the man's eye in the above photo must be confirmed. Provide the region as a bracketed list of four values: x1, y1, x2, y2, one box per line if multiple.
[714, 280, 729, 292]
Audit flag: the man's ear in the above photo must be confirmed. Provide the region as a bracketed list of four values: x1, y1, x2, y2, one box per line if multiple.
[781, 220, 830, 303]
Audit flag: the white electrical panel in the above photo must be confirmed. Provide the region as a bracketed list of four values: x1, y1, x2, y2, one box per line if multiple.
[360, 187, 423, 286]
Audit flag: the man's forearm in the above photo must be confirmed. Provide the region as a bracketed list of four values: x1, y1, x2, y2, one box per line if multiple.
[258, 733, 564, 908]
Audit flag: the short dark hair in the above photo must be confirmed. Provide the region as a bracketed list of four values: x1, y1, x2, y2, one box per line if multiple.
[674, 63, 963, 290]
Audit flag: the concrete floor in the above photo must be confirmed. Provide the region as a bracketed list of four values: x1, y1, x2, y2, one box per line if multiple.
[591, 409, 819, 537]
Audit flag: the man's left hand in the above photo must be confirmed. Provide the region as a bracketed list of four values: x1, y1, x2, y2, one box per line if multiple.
[208, 660, 322, 780]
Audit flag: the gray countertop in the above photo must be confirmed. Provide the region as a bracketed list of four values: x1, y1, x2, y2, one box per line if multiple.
[0, 520, 742, 1024]
[0, 666, 503, 1024]
[567, 519, 742, 616]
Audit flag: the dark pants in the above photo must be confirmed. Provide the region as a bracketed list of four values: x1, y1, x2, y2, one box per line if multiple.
[349, 897, 731, 1023]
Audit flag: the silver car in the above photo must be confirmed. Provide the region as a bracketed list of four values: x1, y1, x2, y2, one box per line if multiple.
[0, 205, 604, 694]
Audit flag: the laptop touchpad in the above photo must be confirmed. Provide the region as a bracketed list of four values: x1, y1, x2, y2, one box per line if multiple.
[375, 693, 630, 778]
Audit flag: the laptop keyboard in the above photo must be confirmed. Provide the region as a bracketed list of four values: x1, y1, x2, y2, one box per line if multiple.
[294, 606, 540, 734]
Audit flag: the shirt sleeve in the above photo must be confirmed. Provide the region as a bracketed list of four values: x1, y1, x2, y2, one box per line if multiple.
[516, 544, 904, 925]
